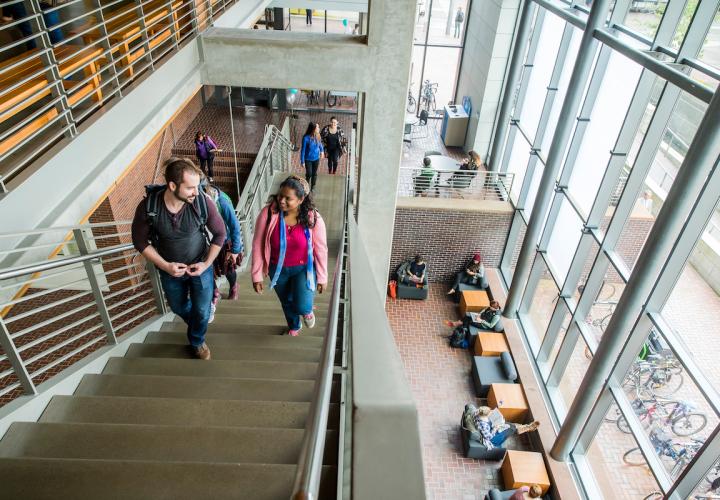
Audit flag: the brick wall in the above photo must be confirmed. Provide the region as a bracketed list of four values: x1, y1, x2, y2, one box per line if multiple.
[389, 199, 514, 284]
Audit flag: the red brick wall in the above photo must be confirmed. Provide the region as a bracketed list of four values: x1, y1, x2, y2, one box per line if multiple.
[390, 202, 514, 284]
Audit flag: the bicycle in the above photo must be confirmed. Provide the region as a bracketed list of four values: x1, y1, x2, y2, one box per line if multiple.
[614, 397, 707, 436]
[623, 353, 684, 399]
[419, 79, 437, 112]
[623, 427, 701, 479]
[407, 87, 417, 114]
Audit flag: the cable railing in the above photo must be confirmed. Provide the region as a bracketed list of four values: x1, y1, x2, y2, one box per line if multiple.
[0, 220, 164, 407]
[397, 166, 514, 201]
[0, 0, 239, 193]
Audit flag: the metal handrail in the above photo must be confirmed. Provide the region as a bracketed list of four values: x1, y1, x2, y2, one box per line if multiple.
[0, 243, 133, 281]
[291, 134, 350, 500]
[397, 166, 515, 200]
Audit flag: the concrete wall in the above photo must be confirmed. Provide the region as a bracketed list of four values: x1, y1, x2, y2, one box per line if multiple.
[455, 0, 519, 158]
[389, 198, 514, 283]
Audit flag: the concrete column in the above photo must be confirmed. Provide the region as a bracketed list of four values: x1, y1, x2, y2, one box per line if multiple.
[355, 0, 415, 298]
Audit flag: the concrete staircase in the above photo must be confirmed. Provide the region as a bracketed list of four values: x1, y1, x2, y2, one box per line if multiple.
[0, 174, 346, 499]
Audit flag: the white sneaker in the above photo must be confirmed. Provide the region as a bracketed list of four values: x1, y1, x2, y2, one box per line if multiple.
[208, 302, 216, 324]
[303, 312, 316, 329]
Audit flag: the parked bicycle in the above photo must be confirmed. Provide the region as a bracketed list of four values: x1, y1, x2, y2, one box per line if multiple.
[611, 397, 707, 436]
[623, 353, 684, 399]
[420, 79, 438, 112]
[623, 426, 702, 479]
[407, 86, 417, 114]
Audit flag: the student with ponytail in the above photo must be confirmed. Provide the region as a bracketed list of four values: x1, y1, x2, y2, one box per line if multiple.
[251, 175, 328, 336]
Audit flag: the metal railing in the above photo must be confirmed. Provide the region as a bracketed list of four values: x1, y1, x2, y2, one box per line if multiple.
[235, 121, 293, 269]
[0, 221, 164, 405]
[0, 0, 239, 193]
[292, 178, 348, 500]
[397, 167, 514, 201]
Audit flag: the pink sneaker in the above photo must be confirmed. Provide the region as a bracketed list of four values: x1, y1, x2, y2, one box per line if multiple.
[288, 328, 301, 337]
[303, 312, 316, 329]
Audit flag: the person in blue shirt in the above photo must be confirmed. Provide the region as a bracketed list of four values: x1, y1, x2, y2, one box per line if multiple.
[300, 122, 324, 192]
[203, 183, 243, 322]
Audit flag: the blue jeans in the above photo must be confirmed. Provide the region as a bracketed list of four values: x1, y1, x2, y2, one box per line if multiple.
[490, 426, 517, 447]
[159, 267, 214, 347]
[270, 264, 315, 330]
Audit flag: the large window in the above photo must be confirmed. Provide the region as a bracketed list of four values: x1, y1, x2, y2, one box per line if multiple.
[410, 0, 470, 117]
[495, 0, 720, 497]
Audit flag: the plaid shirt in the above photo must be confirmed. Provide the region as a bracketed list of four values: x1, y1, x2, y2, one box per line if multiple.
[474, 416, 496, 449]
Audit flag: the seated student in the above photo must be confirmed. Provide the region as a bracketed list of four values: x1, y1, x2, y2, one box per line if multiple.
[413, 157, 436, 196]
[508, 485, 543, 500]
[447, 253, 485, 295]
[463, 404, 540, 450]
[448, 150, 480, 189]
[446, 300, 502, 331]
[403, 254, 427, 284]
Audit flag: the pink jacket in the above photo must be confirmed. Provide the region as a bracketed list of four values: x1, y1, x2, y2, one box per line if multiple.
[251, 204, 329, 285]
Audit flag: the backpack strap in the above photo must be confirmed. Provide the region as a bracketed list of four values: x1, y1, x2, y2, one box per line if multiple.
[144, 185, 165, 247]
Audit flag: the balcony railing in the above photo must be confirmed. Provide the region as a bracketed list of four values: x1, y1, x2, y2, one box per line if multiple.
[0, 0, 238, 193]
[397, 166, 514, 201]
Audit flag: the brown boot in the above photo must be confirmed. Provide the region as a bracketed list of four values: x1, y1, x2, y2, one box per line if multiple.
[193, 342, 211, 360]
[516, 421, 540, 434]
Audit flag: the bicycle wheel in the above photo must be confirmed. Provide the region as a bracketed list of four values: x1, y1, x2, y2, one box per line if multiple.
[617, 415, 632, 434]
[407, 95, 416, 114]
[647, 370, 684, 398]
[643, 492, 663, 500]
[623, 447, 647, 466]
[672, 413, 707, 436]
[598, 282, 617, 301]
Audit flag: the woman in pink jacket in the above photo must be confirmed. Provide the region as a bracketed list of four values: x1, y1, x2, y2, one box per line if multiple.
[251, 175, 328, 336]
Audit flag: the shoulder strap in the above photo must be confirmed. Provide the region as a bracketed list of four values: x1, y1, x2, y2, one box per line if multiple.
[144, 185, 166, 246]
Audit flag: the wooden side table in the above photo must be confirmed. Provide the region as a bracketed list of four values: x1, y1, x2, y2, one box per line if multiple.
[488, 383, 528, 422]
[501, 450, 551, 495]
[459, 290, 489, 317]
[475, 332, 510, 356]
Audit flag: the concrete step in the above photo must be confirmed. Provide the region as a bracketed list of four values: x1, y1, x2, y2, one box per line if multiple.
[159, 322, 327, 337]
[125, 343, 322, 363]
[144, 331, 324, 349]
[102, 357, 320, 380]
[197, 313, 329, 328]
[74, 373, 339, 402]
[39, 395, 339, 429]
[0, 458, 336, 500]
[0, 422, 338, 465]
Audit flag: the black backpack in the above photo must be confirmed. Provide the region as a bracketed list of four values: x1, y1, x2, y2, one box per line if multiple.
[448, 325, 469, 349]
[144, 184, 209, 247]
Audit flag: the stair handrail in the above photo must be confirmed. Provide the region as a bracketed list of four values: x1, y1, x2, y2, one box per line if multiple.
[235, 121, 293, 270]
[291, 135, 350, 500]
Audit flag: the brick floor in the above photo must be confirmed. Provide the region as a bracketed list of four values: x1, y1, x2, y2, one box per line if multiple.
[386, 286, 533, 500]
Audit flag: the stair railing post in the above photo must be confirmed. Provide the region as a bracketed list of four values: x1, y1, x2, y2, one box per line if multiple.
[73, 229, 117, 345]
[145, 261, 168, 315]
[0, 316, 36, 395]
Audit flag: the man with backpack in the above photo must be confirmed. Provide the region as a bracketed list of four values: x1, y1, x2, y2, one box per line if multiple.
[454, 6, 464, 38]
[131, 157, 226, 360]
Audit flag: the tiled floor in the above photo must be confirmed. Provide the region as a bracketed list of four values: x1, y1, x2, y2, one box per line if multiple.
[386, 287, 532, 500]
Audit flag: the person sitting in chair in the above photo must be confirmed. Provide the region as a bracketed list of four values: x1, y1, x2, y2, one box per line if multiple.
[445, 300, 502, 330]
[404, 255, 427, 285]
[447, 150, 480, 190]
[413, 157, 436, 196]
[447, 253, 485, 295]
[508, 485, 543, 499]
[463, 404, 540, 450]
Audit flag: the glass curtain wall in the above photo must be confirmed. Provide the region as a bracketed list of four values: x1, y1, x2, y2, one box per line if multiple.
[495, 0, 720, 497]
[410, 0, 470, 117]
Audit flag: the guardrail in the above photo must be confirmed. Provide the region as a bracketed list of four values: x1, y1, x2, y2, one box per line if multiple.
[0, 0, 238, 192]
[0, 221, 164, 406]
[397, 166, 514, 201]
[235, 120, 293, 270]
